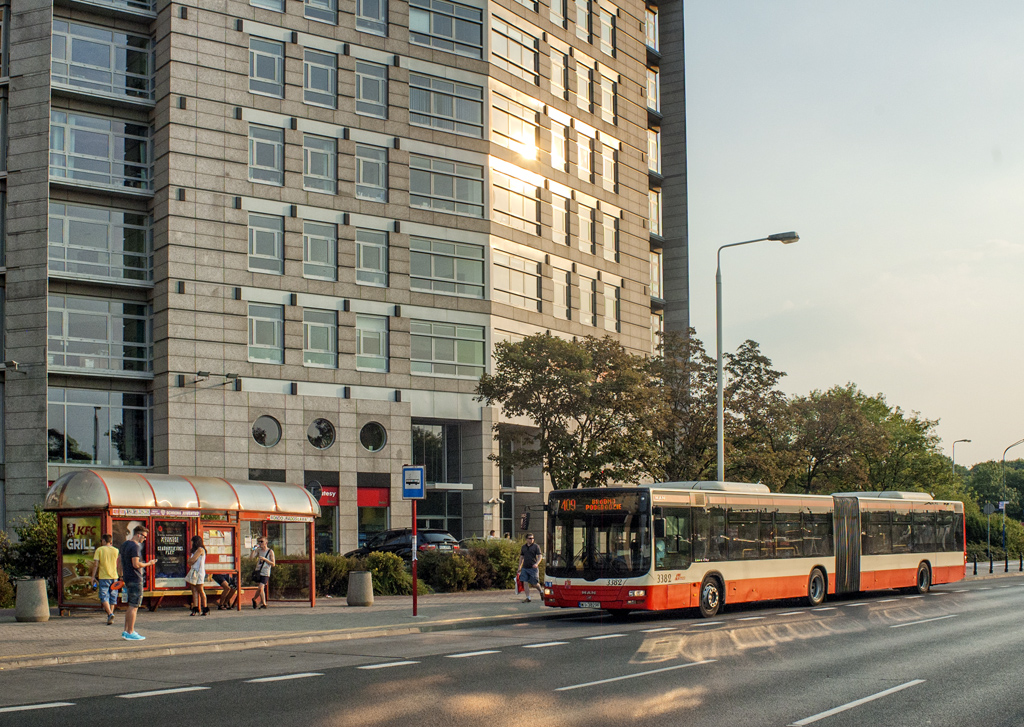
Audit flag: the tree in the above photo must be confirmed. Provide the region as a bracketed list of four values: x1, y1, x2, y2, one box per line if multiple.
[9, 505, 59, 592]
[477, 334, 663, 490]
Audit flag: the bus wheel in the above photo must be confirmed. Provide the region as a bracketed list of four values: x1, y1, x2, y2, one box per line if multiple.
[915, 563, 931, 593]
[699, 577, 722, 618]
[807, 568, 826, 607]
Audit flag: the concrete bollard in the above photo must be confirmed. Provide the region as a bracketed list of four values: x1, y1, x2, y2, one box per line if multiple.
[347, 571, 374, 607]
[15, 578, 50, 622]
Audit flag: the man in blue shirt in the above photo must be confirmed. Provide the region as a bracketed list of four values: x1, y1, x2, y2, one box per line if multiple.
[119, 525, 157, 641]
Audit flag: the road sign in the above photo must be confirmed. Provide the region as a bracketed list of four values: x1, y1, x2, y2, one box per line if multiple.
[402, 466, 425, 500]
[984, 503, 995, 516]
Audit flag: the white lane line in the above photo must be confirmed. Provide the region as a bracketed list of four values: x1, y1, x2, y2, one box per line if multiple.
[556, 659, 716, 692]
[246, 673, 323, 683]
[738, 616, 764, 621]
[0, 703, 75, 714]
[585, 633, 626, 640]
[877, 598, 898, 603]
[357, 661, 420, 670]
[523, 641, 569, 649]
[812, 607, 836, 612]
[446, 650, 501, 658]
[977, 588, 993, 591]
[998, 585, 1013, 589]
[890, 614, 958, 629]
[118, 687, 210, 699]
[843, 603, 868, 607]
[903, 595, 923, 599]
[788, 679, 925, 726]
[690, 621, 723, 627]
[640, 627, 676, 633]
[778, 611, 805, 616]
[949, 589, 968, 593]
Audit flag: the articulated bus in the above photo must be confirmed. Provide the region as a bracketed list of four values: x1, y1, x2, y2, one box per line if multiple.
[543, 481, 965, 617]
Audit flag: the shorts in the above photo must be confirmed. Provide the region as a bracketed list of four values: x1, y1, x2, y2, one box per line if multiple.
[97, 579, 118, 606]
[213, 574, 236, 588]
[125, 581, 143, 608]
[255, 575, 270, 585]
[520, 567, 539, 585]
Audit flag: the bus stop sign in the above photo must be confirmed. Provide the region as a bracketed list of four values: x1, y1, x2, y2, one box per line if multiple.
[402, 466, 425, 500]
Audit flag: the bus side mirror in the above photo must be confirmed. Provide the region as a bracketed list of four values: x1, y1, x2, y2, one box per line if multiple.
[654, 519, 666, 538]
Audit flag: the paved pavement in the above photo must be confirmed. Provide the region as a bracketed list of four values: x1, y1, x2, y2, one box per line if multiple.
[0, 561, 1015, 672]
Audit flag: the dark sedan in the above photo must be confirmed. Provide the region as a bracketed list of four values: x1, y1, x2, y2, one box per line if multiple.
[344, 529, 460, 559]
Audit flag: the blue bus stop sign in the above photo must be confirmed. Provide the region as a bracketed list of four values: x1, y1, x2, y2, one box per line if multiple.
[402, 466, 425, 500]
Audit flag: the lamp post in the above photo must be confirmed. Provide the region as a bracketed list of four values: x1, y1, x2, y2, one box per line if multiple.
[951, 439, 971, 475]
[1000, 438, 1024, 553]
[716, 231, 800, 482]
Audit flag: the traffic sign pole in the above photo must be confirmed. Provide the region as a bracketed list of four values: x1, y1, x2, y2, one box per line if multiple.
[402, 465, 426, 617]
[412, 500, 418, 617]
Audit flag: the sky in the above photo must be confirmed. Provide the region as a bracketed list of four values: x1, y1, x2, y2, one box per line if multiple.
[684, 1, 1024, 468]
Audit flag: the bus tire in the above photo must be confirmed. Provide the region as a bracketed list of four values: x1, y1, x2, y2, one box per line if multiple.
[915, 562, 931, 594]
[807, 568, 826, 607]
[699, 576, 722, 618]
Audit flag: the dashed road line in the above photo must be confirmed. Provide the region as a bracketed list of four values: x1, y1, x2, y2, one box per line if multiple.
[555, 659, 716, 692]
[357, 661, 420, 670]
[640, 627, 676, 633]
[788, 679, 925, 726]
[877, 598, 899, 603]
[778, 611, 805, 616]
[585, 633, 626, 640]
[446, 650, 502, 658]
[690, 621, 723, 627]
[523, 641, 569, 649]
[843, 602, 868, 607]
[117, 687, 210, 699]
[811, 607, 836, 612]
[890, 614, 958, 629]
[246, 673, 323, 683]
[737, 616, 765, 621]
[0, 702, 75, 714]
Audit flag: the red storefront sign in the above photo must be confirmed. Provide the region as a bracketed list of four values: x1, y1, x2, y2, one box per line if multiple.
[318, 486, 339, 507]
[357, 487, 390, 508]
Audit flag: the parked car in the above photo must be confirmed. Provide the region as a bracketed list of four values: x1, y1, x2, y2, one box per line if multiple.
[344, 529, 459, 559]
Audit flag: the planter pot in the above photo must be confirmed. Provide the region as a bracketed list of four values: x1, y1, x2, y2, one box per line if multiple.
[15, 578, 50, 622]
[347, 571, 373, 607]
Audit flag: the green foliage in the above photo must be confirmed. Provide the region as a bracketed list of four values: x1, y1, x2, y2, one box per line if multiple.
[482, 538, 522, 589]
[316, 553, 355, 597]
[9, 506, 59, 591]
[416, 551, 475, 592]
[361, 552, 432, 596]
[0, 569, 13, 608]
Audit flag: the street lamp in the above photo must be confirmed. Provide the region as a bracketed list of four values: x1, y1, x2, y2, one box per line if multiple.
[716, 231, 800, 482]
[1000, 438, 1024, 551]
[951, 439, 971, 475]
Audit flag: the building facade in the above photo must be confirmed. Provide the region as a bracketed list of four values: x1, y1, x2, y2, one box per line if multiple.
[0, 0, 687, 550]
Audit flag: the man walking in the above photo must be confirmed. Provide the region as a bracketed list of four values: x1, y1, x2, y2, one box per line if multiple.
[90, 534, 121, 626]
[517, 533, 544, 603]
[119, 525, 157, 641]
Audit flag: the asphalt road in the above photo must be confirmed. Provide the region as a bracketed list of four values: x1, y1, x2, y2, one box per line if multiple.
[4, 577, 1024, 727]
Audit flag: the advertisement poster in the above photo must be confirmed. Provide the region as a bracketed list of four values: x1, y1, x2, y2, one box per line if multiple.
[153, 521, 187, 588]
[61, 515, 101, 605]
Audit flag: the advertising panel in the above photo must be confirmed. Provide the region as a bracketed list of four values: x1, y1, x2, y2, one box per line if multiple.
[61, 515, 102, 605]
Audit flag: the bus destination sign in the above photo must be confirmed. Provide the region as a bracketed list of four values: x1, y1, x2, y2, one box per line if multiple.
[555, 493, 639, 513]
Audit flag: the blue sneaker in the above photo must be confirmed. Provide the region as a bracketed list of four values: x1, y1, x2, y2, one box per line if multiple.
[123, 631, 146, 641]
[122, 631, 130, 638]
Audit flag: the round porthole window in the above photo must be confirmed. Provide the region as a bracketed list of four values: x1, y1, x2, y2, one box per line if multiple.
[252, 415, 282, 447]
[307, 418, 336, 450]
[359, 422, 388, 452]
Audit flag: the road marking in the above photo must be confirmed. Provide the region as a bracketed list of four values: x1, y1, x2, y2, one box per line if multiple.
[977, 588, 993, 591]
[0, 703, 75, 714]
[690, 621, 723, 627]
[778, 611, 805, 616]
[738, 616, 764, 621]
[811, 607, 836, 612]
[877, 598, 898, 603]
[998, 585, 1013, 589]
[640, 627, 676, 633]
[788, 679, 925, 726]
[357, 661, 420, 670]
[949, 589, 968, 593]
[118, 687, 210, 699]
[890, 614, 958, 629]
[585, 633, 625, 640]
[843, 603, 868, 607]
[903, 595, 923, 599]
[556, 659, 716, 692]
[523, 641, 569, 649]
[446, 650, 501, 658]
[246, 673, 323, 683]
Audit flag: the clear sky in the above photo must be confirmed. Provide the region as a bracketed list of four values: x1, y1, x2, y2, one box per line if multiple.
[684, 1, 1024, 468]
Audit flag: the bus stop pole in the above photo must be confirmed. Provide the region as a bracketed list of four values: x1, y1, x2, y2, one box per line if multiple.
[412, 500, 418, 617]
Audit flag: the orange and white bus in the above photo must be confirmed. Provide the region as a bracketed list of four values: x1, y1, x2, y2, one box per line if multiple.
[543, 481, 965, 617]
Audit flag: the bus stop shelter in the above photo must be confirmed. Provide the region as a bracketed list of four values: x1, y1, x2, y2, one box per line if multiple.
[45, 470, 321, 612]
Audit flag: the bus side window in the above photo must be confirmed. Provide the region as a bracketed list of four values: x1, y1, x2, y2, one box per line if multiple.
[913, 511, 937, 552]
[691, 507, 709, 562]
[656, 507, 691, 569]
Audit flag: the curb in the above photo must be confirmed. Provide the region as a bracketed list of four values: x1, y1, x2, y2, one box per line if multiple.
[0, 609, 581, 672]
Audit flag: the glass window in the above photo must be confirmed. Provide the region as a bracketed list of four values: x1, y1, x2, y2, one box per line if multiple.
[304, 135, 337, 194]
[599, 9, 615, 56]
[600, 143, 617, 192]
[357, 0, 387, 34]
[248, 125, 285, 186]
[410, 237, 484, 298]
[649, 188, 662, 236]
[551, 51, 569, 103]
[553, 269, 571, 320]
[410, 321, 484, 378]
[409, 0, 483, 58]
[48, 388, 151, 466]
[355, 62, 387, 118]
[574, 0, 591, 41]
[51, 20, 154, 100]
[575, 61, 592, 112]
[549, 0, 566, 27]
[360, 422, 388, 451]
[409, 155, 484, 217]
[650, 249, 663, 299]
[304, 50, 337, 108]
[249, 38, 284, 97]
[648, 127, 661, 173]
[303, 221, 337, 280]
[601, 211, 618, 261]
[579, 275, 596, 326]
[647, 67, 660, 112]
[550, 121, 568, 172]
[305, 0, 336, 24]
[551, 192, 570, 245]
[491, 171, 540, 235]
[413, 422, 462, 485]
[355, 145, 387, 202]
[48, 295, 151, 373]
[49, 111, 151, 191]
[48, 202, 152, 282]
[251, 0, 284, 11]
[409, 73, 484, 138]
[491, 18, 539, 86]
[492, 251, 541, 311]
[308, 420, 336, 449]
[248, 303, 284, 364]
[603, 282, 619, 332]
[645, 5, 659, 51]
[577, 201, 595, 254]
[492, 93, 539, 159]
[303, 309, 337, 368]
[248, 214, 284, 274]
[655, 507, 691, 570]
[356, 315, 389, 371]
[356, 229, 388, 287]
[600, 74, 617, 124]
[252, 415, 282, 447]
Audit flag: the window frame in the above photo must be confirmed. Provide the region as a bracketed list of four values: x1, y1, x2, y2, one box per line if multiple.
[249, 37, 285, 97]
[248, 303, 285, 364]
[356, 0, 388, 34]
[409, 155, 484, 218]
[355, 61, 388, 118]
[355, 144, 388, 202]
[303, 308, 338, 368]
[49, 110, 152, 191]
[303, 134, 337, 194]
[47, 294, 152, 373]
[492, 250, 541, 311]
[491, 17, 540, 86]
[48, 202, 152, 282]
[409, 0, 483, 58]
[410, 320, 485, 378]
[303, 50, 337, 108]
[51, 20, 154, 101]
[409, 237, 485, 298]
[304, 0, 337, 24]
[356, 314, 389, 371]
[356, 228, 388, 287]
[303, 221, 337, 280]
[248, 124, 285, 186]
[491, 170, 540, 235]
[248, 213, 285, 275]
[409, 73, 484, 138]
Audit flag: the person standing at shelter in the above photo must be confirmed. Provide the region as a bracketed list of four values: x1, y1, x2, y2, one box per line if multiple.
[251, 537, 275, 609]
[90, 534, 121, 626]
[119, 525, 157, 641]
[517, 533, 544, 603]
[185, 535, 209, 616]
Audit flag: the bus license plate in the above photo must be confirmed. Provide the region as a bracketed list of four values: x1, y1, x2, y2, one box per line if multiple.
[578, 601, 601, 609]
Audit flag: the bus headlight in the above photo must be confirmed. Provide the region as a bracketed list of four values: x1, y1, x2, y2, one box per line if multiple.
[543, 587, 553, 596]
[627, 589, 646, 598]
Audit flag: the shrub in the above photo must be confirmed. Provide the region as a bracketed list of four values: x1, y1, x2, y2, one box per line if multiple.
[316, 553, 354, 597]
[0, 569, 13, 608]
[417, 551, 475, 592]
[365, 552, 418, 595]
[9, 506, 58, 593]
[484, 538, 522, 589]
[463, 547, 496, 590]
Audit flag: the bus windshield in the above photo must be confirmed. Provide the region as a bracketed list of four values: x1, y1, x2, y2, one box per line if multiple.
[547, 491, 651, 581]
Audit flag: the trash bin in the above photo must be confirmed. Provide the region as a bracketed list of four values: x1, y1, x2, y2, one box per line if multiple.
[347, 571, 373, 607]
[15, 578, 50, 622]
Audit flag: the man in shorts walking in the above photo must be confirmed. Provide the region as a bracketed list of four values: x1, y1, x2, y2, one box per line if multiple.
[119, 525, 157, 641]
[517, 533, 544, 603]
[90, 534, 121, 626]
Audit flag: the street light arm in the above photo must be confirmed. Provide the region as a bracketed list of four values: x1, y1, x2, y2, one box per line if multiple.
[1002, 438, 1024, 464]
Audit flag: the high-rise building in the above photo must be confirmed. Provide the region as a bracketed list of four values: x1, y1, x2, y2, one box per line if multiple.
[0, 0, 686, 549]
